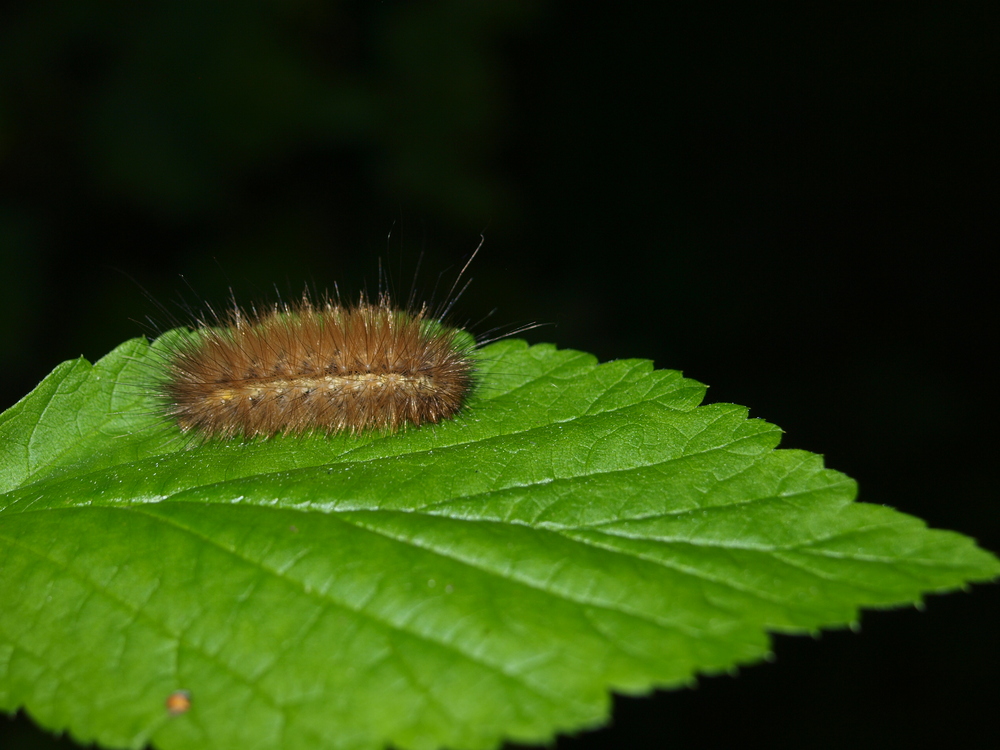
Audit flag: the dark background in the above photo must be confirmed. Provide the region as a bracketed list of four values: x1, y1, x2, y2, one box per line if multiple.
[1, 2, 997, 748]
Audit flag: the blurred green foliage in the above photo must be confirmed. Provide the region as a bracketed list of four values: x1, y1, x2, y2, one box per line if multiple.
[0, 0, 541, 413]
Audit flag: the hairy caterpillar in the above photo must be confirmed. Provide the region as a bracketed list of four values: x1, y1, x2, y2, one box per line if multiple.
[156, 292, 476, 439]
[144, 244, 507, 440]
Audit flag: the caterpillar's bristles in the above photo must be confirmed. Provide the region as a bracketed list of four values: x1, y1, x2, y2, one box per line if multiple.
[157, 293, 476, 439]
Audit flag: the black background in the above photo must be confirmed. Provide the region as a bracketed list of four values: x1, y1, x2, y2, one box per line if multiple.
[1, 3, 997, 748]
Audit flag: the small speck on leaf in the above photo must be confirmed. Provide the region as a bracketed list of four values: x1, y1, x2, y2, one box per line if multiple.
[165, 690, 191, 716]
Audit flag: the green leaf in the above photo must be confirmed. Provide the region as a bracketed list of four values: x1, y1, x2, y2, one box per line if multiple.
[1, 335, 997, 750]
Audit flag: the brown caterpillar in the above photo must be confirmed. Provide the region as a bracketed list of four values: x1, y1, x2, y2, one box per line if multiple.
[157, 293, 476, 439]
